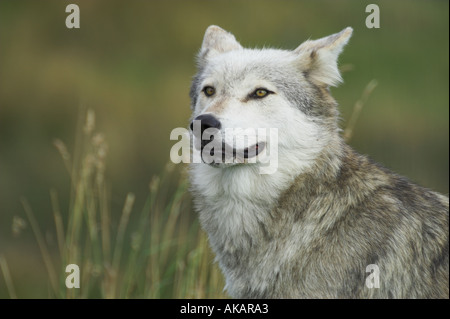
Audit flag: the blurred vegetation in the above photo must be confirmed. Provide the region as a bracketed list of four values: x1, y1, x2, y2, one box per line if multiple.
[12, 110, 225, 298]
[0, 1, 448, 298]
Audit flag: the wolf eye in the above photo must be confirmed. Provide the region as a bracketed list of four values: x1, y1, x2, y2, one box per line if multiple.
[251, 88, 272, 99]
[203, 86, 216, 97]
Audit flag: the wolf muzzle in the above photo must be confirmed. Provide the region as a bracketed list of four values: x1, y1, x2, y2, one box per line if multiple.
[190, 114, 265, 163]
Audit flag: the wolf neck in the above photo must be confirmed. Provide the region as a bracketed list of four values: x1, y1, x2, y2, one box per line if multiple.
[191, 134, 345, 254]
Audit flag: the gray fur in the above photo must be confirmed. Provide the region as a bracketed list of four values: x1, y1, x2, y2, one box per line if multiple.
[189, 26, 449, 299]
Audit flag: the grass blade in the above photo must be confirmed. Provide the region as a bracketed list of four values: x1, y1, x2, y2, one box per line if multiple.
[344, 79, 378, 142]
[0, 255, 17, 299]
[21, 197, 58, 296]
[109, 192, 135, 298]
[50, 189, 65, 258]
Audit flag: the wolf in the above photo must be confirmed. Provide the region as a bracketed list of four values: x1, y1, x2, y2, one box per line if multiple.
[188, 25, 449, 298]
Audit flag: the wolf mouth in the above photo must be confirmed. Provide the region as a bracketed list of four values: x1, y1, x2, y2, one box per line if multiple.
[242, 142, 265, 159]
[202, 141, 266, 163]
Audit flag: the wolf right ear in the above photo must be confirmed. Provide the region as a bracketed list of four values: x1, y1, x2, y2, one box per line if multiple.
[294, 27, 353, 87]
[197, 25, 242, 67]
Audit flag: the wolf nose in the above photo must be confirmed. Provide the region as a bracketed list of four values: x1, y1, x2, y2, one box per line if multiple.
[190, 114, 221, 136]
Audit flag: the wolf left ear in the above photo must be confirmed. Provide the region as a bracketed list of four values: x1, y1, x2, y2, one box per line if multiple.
[294, 27, 353, 87]
[197, 25, 243, 67]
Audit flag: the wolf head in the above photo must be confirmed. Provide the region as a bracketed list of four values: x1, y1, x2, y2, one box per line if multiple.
[190, 25, 352, 174]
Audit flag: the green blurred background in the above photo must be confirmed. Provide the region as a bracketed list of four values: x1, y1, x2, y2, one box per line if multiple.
[0, 0, 448, 298]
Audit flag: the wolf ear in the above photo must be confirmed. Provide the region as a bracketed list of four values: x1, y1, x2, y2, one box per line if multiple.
[197, 25, 242, 67]
[294, 27, 353, 87]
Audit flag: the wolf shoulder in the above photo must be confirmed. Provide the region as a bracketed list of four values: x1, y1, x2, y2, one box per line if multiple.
[278, 145, 449, 298]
